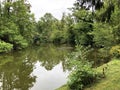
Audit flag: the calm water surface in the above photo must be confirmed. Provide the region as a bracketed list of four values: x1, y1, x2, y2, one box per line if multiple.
[0, 44, 73, 90]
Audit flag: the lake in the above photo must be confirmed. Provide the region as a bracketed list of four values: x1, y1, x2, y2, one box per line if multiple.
[0, 44, 73, 90]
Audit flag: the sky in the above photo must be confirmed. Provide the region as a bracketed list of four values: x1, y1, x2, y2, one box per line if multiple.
[28, 0, 76, 20]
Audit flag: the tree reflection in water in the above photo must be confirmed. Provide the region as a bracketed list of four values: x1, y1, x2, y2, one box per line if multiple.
[0, 54, 36, 90]
[0, 44, 73, 90]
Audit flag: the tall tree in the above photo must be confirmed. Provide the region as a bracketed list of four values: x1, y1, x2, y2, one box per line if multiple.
[0, 0, 36, 51]
[70, 0, 95, 45]
[37, 13, 58, 42]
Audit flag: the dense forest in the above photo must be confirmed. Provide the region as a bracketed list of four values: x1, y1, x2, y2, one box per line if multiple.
[0, 0, 120, 53]
[0, 0, 36, 52]
[0, 0, 120, 89]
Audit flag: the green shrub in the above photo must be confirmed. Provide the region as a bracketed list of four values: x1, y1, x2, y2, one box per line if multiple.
[67, 58, 98, 90]
[68, 61, 97, 90]
[50, 30, 68, 44]
[14, 36, 28, 50]
[98, 48, 111, 63]
[110, 45, 120, 58]
[0, 21, 28, 50]
[67, 45, 98, 90]
[0, 41, 13, 53]
[9, 35, 28, 50]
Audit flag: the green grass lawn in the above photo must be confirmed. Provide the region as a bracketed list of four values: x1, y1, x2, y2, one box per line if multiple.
[85, 59, 120, 90]
[56, 85, 70, 90]
[57, 59, 120, 90]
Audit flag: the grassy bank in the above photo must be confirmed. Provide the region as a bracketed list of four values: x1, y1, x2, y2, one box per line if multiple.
[85, 59, 120, 90]
[56, 85, 70, 90]
[57, 59, 120, 90]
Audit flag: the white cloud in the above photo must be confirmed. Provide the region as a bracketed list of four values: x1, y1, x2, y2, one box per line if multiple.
[28, 0, 75, 20]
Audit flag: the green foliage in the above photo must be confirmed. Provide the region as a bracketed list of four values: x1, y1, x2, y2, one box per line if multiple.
[0, 0, 35, 52]
[110, 45, 120, 58]
[110, 5, 120, 44]
[93, 0, 120, 47]
[11, 35, 28, 49]
[97, 48, 111, 64]
[112, 25, 120, 44]
[71, 7, 94, 46]
[11, 0, 36, 43]
[73, 9, 93, 23]
[0, 20, 28, 50]
[92, 22, 114, 47]
[68, 62, 96, 90]
[73, 22, 93, 45]
[67, 45, 98, 90]
[95, 1, 114, 22]
[37, 13, 59, 42]
[73, 0, 103, 10]
[0, 41, 13, 53]
[37, 13, 74, 44]
[50, 30, 65, 43]
[1, 0, 120, 53]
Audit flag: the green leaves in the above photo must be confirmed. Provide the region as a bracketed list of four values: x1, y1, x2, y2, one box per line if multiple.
[92, 22, 114, 47]
[0, 0, 35, 52]
[67, 45, 97, 90]
[72, 21, 93, 45]
[0, 41, 13, 53]
[36, 13, 74, 44]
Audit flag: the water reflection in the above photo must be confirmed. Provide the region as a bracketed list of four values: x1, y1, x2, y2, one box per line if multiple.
[0, 44, 72, 90]
[0, 54, 36, 90]
[31, 62, 69, 90]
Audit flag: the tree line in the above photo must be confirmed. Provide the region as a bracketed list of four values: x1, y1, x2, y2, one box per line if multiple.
[0, 0, 120, 54]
